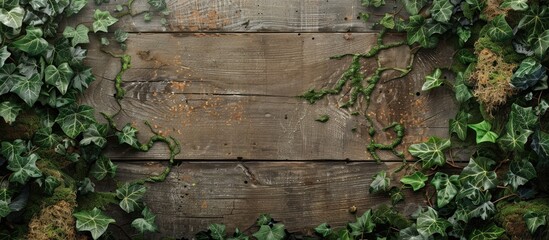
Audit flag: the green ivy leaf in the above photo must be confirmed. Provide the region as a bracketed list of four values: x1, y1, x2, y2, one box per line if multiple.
[89, 155, 117, 181]
[7, 154, 42, 184]
[408, 137, 451, 169]
[402, 0, 428, 15]
[0, 64, 24, 95]
[115, 124, 139, 147]
[72, 67, 95, 92]
[314, 223, 332, 237]
[114, 29, 128, 43]
[500, 0, 528, 11]
[505, 159, 536, 189]
[389, 187, 405, 205]
[524, 211, 547, 234]
[0, 199, 10, 218]
[369, 170, 390, 193]
[531, 30, 549, 59]
[457, 27, 472, 46]
[518, 5, 549, 38]
[209, 223, 226, 240]
[0, 101, 22, 125]
[510, 103, 538, 129]
[361, 0, 385, 7]
[43, 175, 60, 195]
[416, 207, 450, 237]
[431, 0, 453, 23]
[511, 57, 547, 90]
[55, 104, 95, 138]
[1, 140, 27, 161]
[11, 73, 42, 106]
[450, 110, 471, 141]
[12, 27, 49, 56]
[380, 13, 394, 29]
[399, 225, 425, 239]
[148, 0, 168, 11]
[422, 68, 443, 91]
[406, 15, 437, 48]
[469, 224, 505, 240]
[468, 121, 499, 143]
[0, 46, 10, 68]
[77, 177, 95, 194]
[228, 228, 249, 240]
[431, 173, 459, 208]
[33, 127, 61, 148]
[45, 63, 74, 95]
[63, 24, 90, 46]
[252, 224, 286, 240]
[131, 207, 158, 234]
[66, 0, 88, 16]
[116, 183, 146, 213]
[531, 130, 549, 160]
[93, 9, 118, 33]
[80, 123, 108, 148]
[400, 172, 428, 191]
[257, 213, 272, 226]
[487, 15, 513, 42]
[349, 210, 376, 236]
[459, 157, 498, 190]
[498, 128, 533, 152]
[74, 207, 115, 240]
[0, 6, 24, 29]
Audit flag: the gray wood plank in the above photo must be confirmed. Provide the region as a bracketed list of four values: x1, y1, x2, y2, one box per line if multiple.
[67, 0, 402, 33]
[100, 161, 426, 238]
[80, 33, 457, 160]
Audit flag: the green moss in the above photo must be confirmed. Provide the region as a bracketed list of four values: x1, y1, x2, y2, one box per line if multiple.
[315, 115, 330, 123]
[76, 191, 118, 211]
[0, 110, 41, 140]
[474, 36, 524, 63]
[496, 198, 549, 239]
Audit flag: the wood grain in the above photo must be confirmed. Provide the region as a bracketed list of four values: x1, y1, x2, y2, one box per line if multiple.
[81, 33, 458, 160]
[68, 0, 403, 33]
[100, 161, 426, 239]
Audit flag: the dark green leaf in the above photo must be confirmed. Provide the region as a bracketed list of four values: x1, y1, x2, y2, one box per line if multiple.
[469, 224, 505, 240]
[450, 110, 471, 141]
[1, 139, 26, 161]
[532, 30, 549, 59]
[43, 175, 60, 195]
[361, 0, 385, 7]
[33, 127, 61, 148]
[459, 157, 498, 190]
[114, 29, 128, 43]
[487, 15, 513, 42]
[89, 155, 117, 180]
[500, 0, 528, 11]
[524, 211, 546, 234]
[74, 207, 115, 240]
[63, 24, 89, 46]
[209, 223, 226, 240]
[389, 187, 405, 205]
[532, 130, 549, 160]
[77, 177, 95, 194]
[369, 170, 390, 193]
[80, 123, 107, 147]
[72, 67, 95, 92]
[408, 137, 451, 169]
[510, 103, 538, 129]
[0, 101, 21, 125]
[228, 228, 249, 240]
[148, 0, 167, 11]
[422, 68, 443, 91]
[518, 5, 549, 38]
[457, 27, 471, 46]
[0, 6, 24, 29]
[431, 173, 459, 208]
[406, 15, 435, 48]
[402, 0, 428, 15]
[131, 207, 158, 234]
[0, 64, 24, 95]
[349, 210, 376, 236]
[115, 124, 139, 147]
[468, 121, 499, 143]
[431, 0, 453, 23]
[400, 172, 428, 191]
[11, 73, 42, 106]
[12, 27, 48, 56]
[65, 0, 88, 16]
[116, 183, 146, 213]
[314, 223, 332, 237]
[0, 199, 10, 217]
[506, 159, 536, 189]
[93, 9, 118, 33]
[252, 224, 286, 240]
[45, 63, 74, 95]
[399, 225, 426, 240]
[455, 49, 476, 65]
[0, 46, 10, 68]
[55, 104, 95, 138]
[7, 154, 42, 184]
[416, 207, 450, 237]
[511, 57, 547, 90]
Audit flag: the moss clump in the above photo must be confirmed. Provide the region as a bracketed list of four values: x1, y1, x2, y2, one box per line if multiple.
[474, 36, 524, 63]
[496, 198, 549, 239]
[76, 191, 118, 211]
[0, 110, 41, 140]
[27, 200, 76, 240]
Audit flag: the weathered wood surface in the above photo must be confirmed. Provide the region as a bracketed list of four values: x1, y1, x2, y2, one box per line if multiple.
[102, 161, 425, 238]
[81, 33, 457, 160]
[70, 0, 402, 33]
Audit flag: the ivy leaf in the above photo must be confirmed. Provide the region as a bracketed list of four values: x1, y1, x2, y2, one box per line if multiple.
[72, 67, 95, 92]
[469, 224, 505, 240]
[33, 127, 61, 148]
[11, 73, 42, 106]
[498, 120, 533, 152]
[500, 0, 528, 11]
[487, 15, 513, 42]
[116, 183, 146, 213]
[524, 211, 547, 234]
[510, 103, 538, 129]
[431, 173, 459, 208]
[400, 172, 428, 191]
[389, 187, 405, 205]
[1, 140, 27, 161]
[505, 159, 536, 189]
[369, 170, 390, 193]
[115, 124, 139, 147]
[0, 46, 10, 68]
[459, 157, 498, 190]
[0, 64, 24, 95]
[314, 223, 332, 237]
[77, 177, 95, 194]
[43, 175, 60, 195]
[399, 225, 426, 240]
[93, 9, 118, 33]
[80, 123, 107, 148]
[450, 110, 471, 141]
[257, 213, 272, 226]
[455, 49, 476, 65]
[228, 228, 249, 240]
[7, 154, 42, 184]
[148, 0, 168, 11]
[45, 63, 74, 95]
[401, 0, 428, 15]
[468, 121, 499, 143]
[209, 223, 226, 240]
[0, 6, 24, 29]
[431, 0, 453, 23]
[511, 57, 547, 90]
[55, 104, 95, 138]
[349, 210, 376, 236]
[252, 224, 286, 240]
[531, 130, 549, 160]
[457, 27, 471, 46]
[89, 155, 117, 180]
[421, 68, 443, 91]
[74, 207, 115, 240]
[0, 199, 10, 218]
[114, 29, 128, 43]
[406, 15, 436, 48]
[12, 27, 49, 56]
[63, 24, 90, 46]
[361, 0, 385, 7]
[0, 101, 22, 125]
[518, 5, 549, 38]
[380, 13, 394, 29]
[408, 137, 451, 169]
[65, 0, 88, 16]
[131, 207, 158, 234]
[416, 207, 450, 237]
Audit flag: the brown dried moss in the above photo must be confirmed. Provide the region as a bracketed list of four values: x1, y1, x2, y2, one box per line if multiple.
[27, 200, 77, 240]
[469, 48, 517, 113]
[482, 0, 508, 21]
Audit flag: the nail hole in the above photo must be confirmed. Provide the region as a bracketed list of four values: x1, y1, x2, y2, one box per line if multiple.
[244, 180, 248, 184]
[415, 92, 421, 96]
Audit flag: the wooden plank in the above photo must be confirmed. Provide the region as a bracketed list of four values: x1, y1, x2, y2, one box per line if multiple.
[68, 0, 401, 33]
[100, 161, 426, 238]
[81, 33, 457, 160]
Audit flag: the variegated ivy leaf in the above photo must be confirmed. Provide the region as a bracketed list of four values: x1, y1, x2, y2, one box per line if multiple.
[422, 68, 443, 91]
[468, 121, 499, 144]
[257, 213, 272, 226]
[1, 139, 27, 161]
[65, 0, 88, 16]
[518, 5, 549, 38]
[93, 9, 118, 33]
[63, 24, 90, 46]
[253, 224, 286, 240]
[11, 73, 42, 106]
[400, 172, 428, 191]
[369, 170, 390, 193]
[89, 155, 117, 181]
[361, 0, 385, 7]
[431, 172, 459, 208]
[531, 30, 549, 60]
[401, 0, 428, 15]
[115, 124, 139, 147]
[0, 6, 24, 29]
[408, 137, 451, 169]
[55, 104, 95, 138]
[380, 13, 394, 29]
[45, 63, 74, 95]
[457, 27, 471, 46]
[0, 64, 25, 96]
[406, 15, 437, 48]
[11, 27, 49, 56]
[469, 224, 505, 240]
[74, 208, 116, 240]
[314, 223, 333, 237]
[33, 127, 61, 148]
[132, 207, 158, 234]
[114, 29, 128, 43]
[511, 57, 547, 90]
[487, 15, 513, 42]
[0, 101, 21, 125]
[0, 46, 10, 68]
[416, 207, 450, 237]
[450, 110, 471, 141]
[349, 210, 376, 236]
[116, 183, 146, 213]
[505, 159, 536, 189]
[80, 123, 108, 148]
[500, 0, 528, 11]
[431, 0, 453, 23]
[524, 211, 547, 234]
[7, 153, 42, 184]
[510, 103, 538, 129]
[459, 157, 497, 190]
[209, 223, 226, 240]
